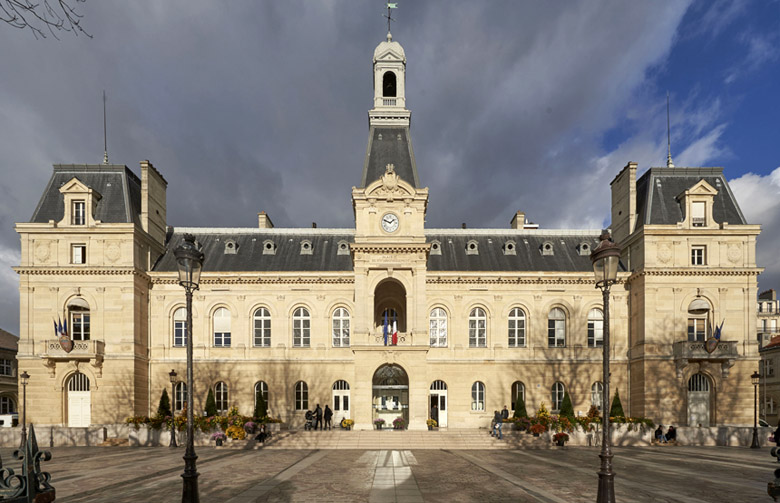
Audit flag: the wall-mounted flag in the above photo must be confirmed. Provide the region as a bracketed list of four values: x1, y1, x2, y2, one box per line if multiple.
[705, 319, 725, 354]
[55, 317, 74, 353]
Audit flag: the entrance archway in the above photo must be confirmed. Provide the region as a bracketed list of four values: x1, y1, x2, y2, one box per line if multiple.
[374, 279, 407, 343]
[67, 372, 91, 427]
[687, 373, 712, 426]
[372, 364, 409, 427]
[430, 380, 447, 427]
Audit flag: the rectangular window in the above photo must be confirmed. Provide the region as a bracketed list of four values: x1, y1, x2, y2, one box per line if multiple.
[72, 200, 86, 225]
[687, 318, 706, 342]
[174, 320, 187, 347]
[70, 311, 90, 340]
[0, 360, 12, 376]
[71, 244, 86, 264]
[588, 319, 603, 348]
[691, 246, 705, 266]
[768, 358, 775, 377]
[214, 332, 231, 347]
[691, 201, 705, 227]
[548, 320, 565, 347]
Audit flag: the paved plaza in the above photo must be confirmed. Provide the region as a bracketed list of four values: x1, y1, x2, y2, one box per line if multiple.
[2, 436, 774, 503]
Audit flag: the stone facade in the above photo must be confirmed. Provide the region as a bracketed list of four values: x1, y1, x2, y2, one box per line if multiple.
[15, 34, 762, 431]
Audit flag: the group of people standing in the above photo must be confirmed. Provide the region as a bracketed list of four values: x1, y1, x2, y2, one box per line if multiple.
[305, 403, 334, 430]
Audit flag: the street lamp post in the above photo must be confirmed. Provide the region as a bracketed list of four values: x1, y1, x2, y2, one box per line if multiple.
[590, 231, 621, 503]
[174, 234, 204, 503]
[169, 369, 178, 448]
[752, 370, 761, 449]
[19, 371, 29, 449]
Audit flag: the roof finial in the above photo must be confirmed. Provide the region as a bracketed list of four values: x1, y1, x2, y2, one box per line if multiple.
[384, 2, 397, 39]
[666, 91, 674, 168]
[102, 90, 109, 164]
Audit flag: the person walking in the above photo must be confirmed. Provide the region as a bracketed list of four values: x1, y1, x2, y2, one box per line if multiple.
[493, 409, 503, 440]
[314, 404, 323, 431]
[324, 404, 333, 430]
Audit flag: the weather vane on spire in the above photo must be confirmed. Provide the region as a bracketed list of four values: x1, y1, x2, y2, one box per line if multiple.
[666, 91, 674, 168]
[384, 2, 397, 37]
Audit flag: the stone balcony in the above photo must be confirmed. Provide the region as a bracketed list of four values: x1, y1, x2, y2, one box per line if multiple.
[41, 339, 105, 377]
[672, 340, 738, 378]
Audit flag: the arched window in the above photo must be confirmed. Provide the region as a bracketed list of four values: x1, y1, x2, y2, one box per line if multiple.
[255, 381, 269, 409]
[174, 382, 187, 412]
[551, 382, 565, 412]
[471, 381, 485, 411]
[68, 372, 90, 391]
[588, 308, 604, 348]
[173, 307, 187, 347]
[591, 382, 603, 410]
[687, 373, 711, 392]
[382, 71, 397, 97]
[0, 396, 14, 414]
[253, 307, 271, 347]
[687, 298, 711, 342]
[215, 382, 228, 413]
[293, 307, 310, 347]
[511, 381, 525, 412]
[429, 308, 448, 347]
[548, 308, 566, 347]
[508, 307, 526, 347]
[469, 308, 487, 348]
[332, 307, 350, 347]
[68, 298, 90, 341]
[213, 307, 231, 347]
[295, 381, 308, 411]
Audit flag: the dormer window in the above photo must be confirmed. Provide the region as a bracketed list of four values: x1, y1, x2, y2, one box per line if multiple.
[541, 241, 554, 256]
[300, 240, 313, 255]
[262, 240, 276, 255]
[503, 240, 516, 256]
[430, 240, 441, 255]
[224, 239, 238, 254]
[72, 201, 86, 225]
[577, 242, 591, 256]
[466, 240, 479, 255]
[337, 240, 350, 256]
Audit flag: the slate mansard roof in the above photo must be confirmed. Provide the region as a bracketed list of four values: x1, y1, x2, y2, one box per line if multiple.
[361, 126, 420, 188]
[634, 167, 747, 227]
[30, 164, 142, 225]
[154, 228, 604, 274]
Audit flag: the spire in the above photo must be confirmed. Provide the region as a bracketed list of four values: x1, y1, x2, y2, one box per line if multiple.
[102, 90, 109, 164]
[666, 91, 674, 168]
[384, 2, 397, 38]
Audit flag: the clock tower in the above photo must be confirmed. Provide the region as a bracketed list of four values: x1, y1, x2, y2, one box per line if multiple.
[351, 33, 430, 353]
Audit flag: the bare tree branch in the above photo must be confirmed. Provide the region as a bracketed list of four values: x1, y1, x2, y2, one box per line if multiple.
[0, 0, 91, 39]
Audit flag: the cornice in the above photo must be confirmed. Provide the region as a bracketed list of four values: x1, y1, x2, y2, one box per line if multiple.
[14, 266, 150, 281]
[351, 243, 430, 254]
[626, 268, 762, 282]
[151, 276, 355, 286]
[426, 276, 618, 286]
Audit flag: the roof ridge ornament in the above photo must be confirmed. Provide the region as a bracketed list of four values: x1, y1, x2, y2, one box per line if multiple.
[666, 91, 675, 168]
[384, 2, 397, 38]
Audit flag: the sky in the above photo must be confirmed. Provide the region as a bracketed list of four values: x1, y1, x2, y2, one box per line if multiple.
[1, 0, 779, 334]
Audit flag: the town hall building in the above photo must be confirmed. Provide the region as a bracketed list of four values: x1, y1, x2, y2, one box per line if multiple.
[15, 33, 762, 430]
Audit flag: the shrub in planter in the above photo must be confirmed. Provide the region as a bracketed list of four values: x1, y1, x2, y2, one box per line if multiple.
[610, 390, 625, 419]
[205, 389, 218, 417]
[513, 394, 528, 419]
[559, 393, 575, 421]
[373, 419, 385, 429]
[226, 425, 246, 440]
[392, 417, 406, 430]
[244, 421, 256, 434]
[529, 423, 546, 435]
[157, 389, 172, 418]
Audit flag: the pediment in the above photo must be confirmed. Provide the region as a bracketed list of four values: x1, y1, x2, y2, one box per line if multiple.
[364, 164, 415, 198]
[58, 177, 91, 194]
[678, 179, 718, 199]
[375, 50, 405, 63]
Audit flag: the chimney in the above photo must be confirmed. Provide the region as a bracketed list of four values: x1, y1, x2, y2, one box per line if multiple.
[610, 161, 637, 245]
[140, 160, 167, 247]
[510, 211, 526, 230]
[312, 222, 317, 228]
[257, 212, 274, 229]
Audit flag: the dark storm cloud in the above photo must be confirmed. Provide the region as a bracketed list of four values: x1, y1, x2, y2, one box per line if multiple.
[2, 0, 747, 333]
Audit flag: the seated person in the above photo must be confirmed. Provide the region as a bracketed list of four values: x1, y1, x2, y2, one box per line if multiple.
[255, 424, 268, 443]
[666, 425, 676, 442]
[654, 425, 667, 443]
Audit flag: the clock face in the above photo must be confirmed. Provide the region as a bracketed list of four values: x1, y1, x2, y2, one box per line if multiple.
[381, 213, 399, 233]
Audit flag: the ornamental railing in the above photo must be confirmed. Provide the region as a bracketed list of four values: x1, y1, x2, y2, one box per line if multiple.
[672, 340, 738, 378]
[41, 339, 104, 359]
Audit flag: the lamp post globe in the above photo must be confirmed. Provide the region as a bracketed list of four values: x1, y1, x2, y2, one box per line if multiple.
[169, 369, 178, 448]
[590, 231, 621, 503]
[751, 370, 761, 449]
[174, 234, 204, 503]
[19, 371, 30, 449]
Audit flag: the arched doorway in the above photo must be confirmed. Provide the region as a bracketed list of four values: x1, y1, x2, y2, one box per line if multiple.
[430, 380, 447, 427]
[687, 373, 711, 426]
[67, 372, 91, 427]
[332, 380, 350, 423]
[374, 279, 407, 344]
[373, 364, 409, 426]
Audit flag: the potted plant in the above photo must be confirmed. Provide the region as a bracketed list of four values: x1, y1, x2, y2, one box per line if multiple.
[392, 417, 406, 430]
[426, 419, 437, 431]
[211, 432, 227, 446]
[529, 423, 546, 437]
[373, 418, 385, 430]
[341, 418, 354, 430]
[553, 432, 569, 446]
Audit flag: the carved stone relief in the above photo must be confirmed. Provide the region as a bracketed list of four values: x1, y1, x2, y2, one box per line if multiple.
[657, 243, 672, 264]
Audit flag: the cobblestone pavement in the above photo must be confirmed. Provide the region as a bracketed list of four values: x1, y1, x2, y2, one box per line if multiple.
[1, 445, 771, 502]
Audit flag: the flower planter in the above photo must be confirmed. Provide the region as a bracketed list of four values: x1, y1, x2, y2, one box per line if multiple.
[556, 439, 565, 447]
[428, 426, 433, 431]
[215, 438, 223, 446]
[532, 432, 540, 437]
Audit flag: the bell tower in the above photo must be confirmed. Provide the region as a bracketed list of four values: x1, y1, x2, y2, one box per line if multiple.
[369, 32, 411, 128]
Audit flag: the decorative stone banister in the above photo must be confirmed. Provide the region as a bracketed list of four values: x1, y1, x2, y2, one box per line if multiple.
[41, 339, 105, 377]
[672, 340, 738, 378]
